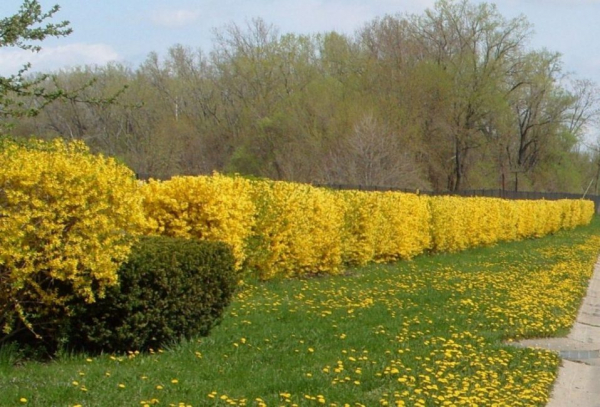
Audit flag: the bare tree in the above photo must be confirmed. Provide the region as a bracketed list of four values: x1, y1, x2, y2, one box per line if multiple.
[324, 115, 429, 189]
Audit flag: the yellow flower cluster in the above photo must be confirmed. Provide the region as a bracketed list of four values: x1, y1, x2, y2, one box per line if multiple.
[0, 139, 146, 333]
[430, 196, 594, 252]
[141, 174, 595, 279]
[141, 175, 255, 269]
[340, 190, 431, 265]
[247, 180, 344, 279]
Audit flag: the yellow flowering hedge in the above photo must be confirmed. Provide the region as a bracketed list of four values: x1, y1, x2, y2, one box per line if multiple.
[429, 196, 508, 252]
[430, 196, 594, 252]
[141, 174, 255, 269]
[3, 135, 592, 350]
[339, 191, 378, 266]
[246, 180, 344, 279]
[340, 191, 431, 265]
[372, 192, 432, 262]
[141, 174, 595, 279]
[0, 138, 146, 336]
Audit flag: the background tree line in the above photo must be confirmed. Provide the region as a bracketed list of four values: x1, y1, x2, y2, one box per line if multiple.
[5, 0, 600, 193]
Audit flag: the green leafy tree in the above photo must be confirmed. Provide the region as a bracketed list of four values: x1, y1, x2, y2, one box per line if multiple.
[0, 1, 72, 118]
[4, 0, 599, 192]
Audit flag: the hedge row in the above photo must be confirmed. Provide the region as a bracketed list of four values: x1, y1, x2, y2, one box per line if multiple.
[142, 174, 595, 279]
[0, 138, 594, 353]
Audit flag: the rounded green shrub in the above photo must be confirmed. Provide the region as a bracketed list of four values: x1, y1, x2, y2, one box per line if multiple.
[64, 236, 238, 354]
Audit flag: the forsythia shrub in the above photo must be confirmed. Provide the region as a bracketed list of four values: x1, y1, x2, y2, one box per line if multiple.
[63, 237, 238, 353]
[496, 199, 519, 242]
[430, 196, 594, 252]
[246, 180, 344, 279]
[370, 191, 431, 262]
[429, 197, 508, 252]
[141, 174, 255, 269]
[339, 191, 431, 265]
[0, 138, 145, 344]
[339, 191, 378, 266]
[580, 199, 595, 225]
[560, 198, 594, 229]
[140, 173, 595, 280]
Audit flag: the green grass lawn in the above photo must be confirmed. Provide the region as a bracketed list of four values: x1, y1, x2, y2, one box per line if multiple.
[2, 218, 600, 407]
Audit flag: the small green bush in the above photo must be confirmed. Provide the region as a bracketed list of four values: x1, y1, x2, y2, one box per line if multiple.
[64, 236, 238, 354]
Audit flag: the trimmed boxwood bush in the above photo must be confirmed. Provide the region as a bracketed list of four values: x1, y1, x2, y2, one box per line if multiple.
[64, 236, 238, 354]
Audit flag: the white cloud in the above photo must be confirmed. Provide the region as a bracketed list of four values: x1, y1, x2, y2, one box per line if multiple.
[0, 43, 120, 76]
[150, 9, 201, 28]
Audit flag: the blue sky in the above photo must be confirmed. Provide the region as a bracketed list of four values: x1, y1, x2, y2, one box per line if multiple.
[1, 0, 600, 87]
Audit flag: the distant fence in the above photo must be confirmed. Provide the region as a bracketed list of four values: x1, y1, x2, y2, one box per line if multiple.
[319, 184, 600, 213]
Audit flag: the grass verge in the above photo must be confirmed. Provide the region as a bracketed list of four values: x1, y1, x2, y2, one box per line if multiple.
[2, 218, 600, 407]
